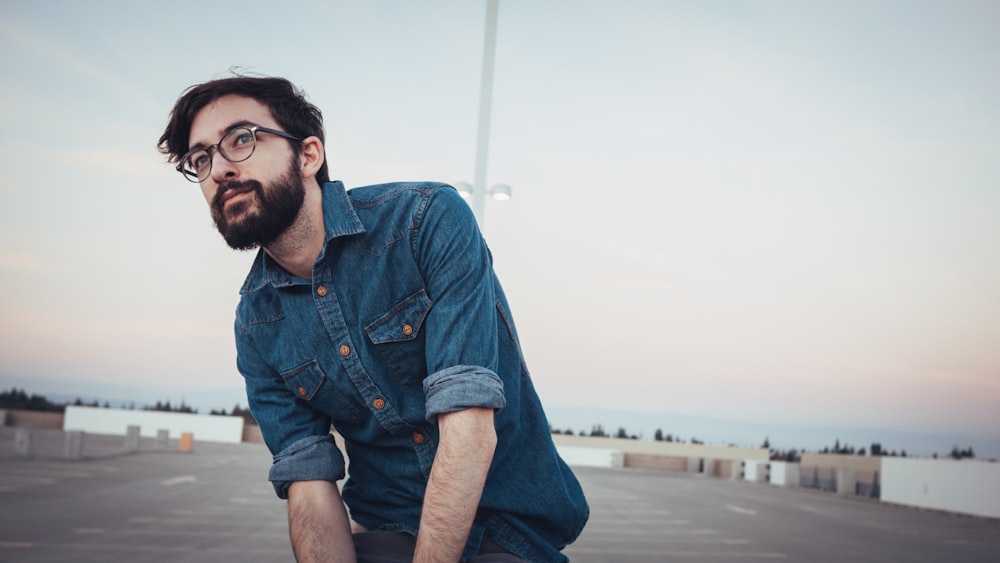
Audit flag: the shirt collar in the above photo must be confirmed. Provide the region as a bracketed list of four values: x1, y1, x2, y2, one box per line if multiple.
[320, 180, 366, 241]
[240, 181, 366, 293]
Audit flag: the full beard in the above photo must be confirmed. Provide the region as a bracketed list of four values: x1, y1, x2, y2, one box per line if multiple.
[210, 164, 305, 251]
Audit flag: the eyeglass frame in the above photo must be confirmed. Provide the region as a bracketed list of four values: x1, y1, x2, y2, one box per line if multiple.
[176, 124, 303, 183]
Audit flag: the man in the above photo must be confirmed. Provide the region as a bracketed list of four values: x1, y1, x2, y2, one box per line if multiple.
[158, 75, 588, 563]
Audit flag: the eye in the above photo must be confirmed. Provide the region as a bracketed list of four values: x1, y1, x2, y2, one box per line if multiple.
[233, 131, 254, 147]
[191, 152, 210, 170]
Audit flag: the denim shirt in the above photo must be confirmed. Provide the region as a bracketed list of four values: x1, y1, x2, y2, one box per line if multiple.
[235, 181, 589, 562]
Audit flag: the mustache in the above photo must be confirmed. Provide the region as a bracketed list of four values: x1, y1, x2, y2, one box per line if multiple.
[212, 179, 263, 209]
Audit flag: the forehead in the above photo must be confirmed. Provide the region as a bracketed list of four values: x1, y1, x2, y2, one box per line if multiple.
[188, 95, 277, 148]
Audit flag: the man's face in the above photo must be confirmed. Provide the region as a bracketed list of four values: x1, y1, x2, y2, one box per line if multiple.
[188, 95, 305, 250]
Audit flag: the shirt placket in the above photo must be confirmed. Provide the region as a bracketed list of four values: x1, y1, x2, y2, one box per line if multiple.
[312, 262, 437, 475]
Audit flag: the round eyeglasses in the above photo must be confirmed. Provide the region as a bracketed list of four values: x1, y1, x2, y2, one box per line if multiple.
[176, 125, 303, 183]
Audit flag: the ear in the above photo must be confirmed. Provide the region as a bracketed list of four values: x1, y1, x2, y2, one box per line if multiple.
[298, 136, 325, 180]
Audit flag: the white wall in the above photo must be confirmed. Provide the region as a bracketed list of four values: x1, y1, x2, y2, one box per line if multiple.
[769, 461, 800, 486]
[556, 446, 624, 468]
[881, 457, 1000, 519]
[63, 406, 244, 444]
[744, 460, 769, 483]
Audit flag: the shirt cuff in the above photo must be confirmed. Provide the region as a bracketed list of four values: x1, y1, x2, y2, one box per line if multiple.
[423, 365, 506, 423]
[268, 434, 346, 499]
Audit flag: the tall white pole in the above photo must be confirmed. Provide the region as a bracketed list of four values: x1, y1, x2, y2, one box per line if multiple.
[472, 0, 499, 226]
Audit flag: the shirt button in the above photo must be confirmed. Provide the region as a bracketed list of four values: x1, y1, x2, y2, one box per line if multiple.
[316, 285, 328, 297]
[402, 323, 413, 336]
[413, 432, 425, 444]
[297, 387, 308, 397]
[339, 344, 351, 356]
[373, 398, 386, 410]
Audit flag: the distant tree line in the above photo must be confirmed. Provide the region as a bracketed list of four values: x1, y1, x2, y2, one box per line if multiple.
[946, 446, 975, 460]
[1, 387, 138, 412]
[72, 398, 115, 409]
[550, 424, 707, 444]
[0, 388, 65, 412]
[549, 425, 979, 461]
[0, 387, 256, 425]
[210, 404, 258, 426]
[817, 439, 910, 458]
[147, 399, 197, 414]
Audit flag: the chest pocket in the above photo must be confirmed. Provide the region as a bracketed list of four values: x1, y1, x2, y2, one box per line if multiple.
[281, 360, 364, 420]
[365, 290, 432, 388]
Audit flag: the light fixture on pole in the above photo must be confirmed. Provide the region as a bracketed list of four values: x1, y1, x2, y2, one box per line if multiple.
[457, 182, 511, 202]
[458, 0, 510, 227]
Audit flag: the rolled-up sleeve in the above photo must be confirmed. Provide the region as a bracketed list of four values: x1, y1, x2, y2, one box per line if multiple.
[414, 188, 508, 418]
[424, 364, 506, 422]
[236, 318, 343, 499]
[268, 434, 346, 499]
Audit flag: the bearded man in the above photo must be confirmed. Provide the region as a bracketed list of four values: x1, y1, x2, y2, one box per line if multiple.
[157, 75, 588, 563]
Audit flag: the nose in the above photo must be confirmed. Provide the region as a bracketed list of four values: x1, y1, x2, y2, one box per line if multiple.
[209, 149, 239, 183]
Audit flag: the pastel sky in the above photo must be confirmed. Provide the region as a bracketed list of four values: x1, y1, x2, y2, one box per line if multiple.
[1, 1, 997, 440]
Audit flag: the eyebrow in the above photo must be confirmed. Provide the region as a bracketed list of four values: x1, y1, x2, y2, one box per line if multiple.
[189, 120, 260, 151]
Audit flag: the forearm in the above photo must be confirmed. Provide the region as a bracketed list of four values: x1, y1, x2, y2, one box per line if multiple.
[287, 480, 357, 563]
[414, 407, 497, 563]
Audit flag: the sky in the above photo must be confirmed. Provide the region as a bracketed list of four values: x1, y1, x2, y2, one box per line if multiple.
[0, 1, 998, 447]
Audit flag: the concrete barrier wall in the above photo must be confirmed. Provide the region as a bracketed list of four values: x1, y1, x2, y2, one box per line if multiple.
[799, 453, 882, 486]
[881, 457, 1000, 519]
[623, 453, 687, 472]
[712, 459, 734, 479]
[242, 422, 264, 444]
[5, 410, 64, 429]
[63, 406, 244, 444]
[744, 460, 769, 483]
[551, 434, 768, 462]
[770, 461, 800, 486]
[555, 446, 624, 468]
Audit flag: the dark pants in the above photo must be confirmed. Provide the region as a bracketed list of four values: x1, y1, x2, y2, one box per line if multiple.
[353, 530, 528, 562]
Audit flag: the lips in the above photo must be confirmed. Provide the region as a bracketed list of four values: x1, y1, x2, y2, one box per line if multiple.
[221, 185, 254, 204]
[213, 180, 260, 210]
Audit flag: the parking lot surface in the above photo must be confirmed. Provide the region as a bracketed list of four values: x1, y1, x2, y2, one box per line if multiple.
[1, 428, 997, 562]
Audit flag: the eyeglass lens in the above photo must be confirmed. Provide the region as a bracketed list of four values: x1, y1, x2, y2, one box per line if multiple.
[182, 127, 257, 181]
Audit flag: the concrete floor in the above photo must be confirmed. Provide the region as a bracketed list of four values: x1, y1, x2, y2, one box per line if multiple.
[1, 428, 997, 562]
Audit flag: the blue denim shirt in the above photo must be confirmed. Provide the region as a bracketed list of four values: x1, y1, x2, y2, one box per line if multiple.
[235, 181, 589, 562]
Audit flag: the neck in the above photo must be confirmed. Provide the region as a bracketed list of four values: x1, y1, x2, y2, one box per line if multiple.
[264, 185, 325, 279]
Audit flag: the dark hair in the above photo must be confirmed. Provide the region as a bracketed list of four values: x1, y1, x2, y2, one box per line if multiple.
[158, 75, 329, 185]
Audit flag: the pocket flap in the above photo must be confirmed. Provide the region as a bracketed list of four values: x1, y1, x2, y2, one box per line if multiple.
[281, 360, 326, 401]
[365, 290, 432, 344]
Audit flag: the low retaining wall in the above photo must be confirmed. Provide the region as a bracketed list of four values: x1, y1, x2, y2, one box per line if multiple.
[882, 457, 1000, 519]
[744, 460, 769, 483]
[551, 434, 768, 462]
[799, 453, 881, 487]
[624, 453, 688, 472]
[4, 410, 64, 429]
[770, 461, 801, 486]
[64, 406, 244, 444]
[242, 422, 264, 444]
[556, 446, 625, 468]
